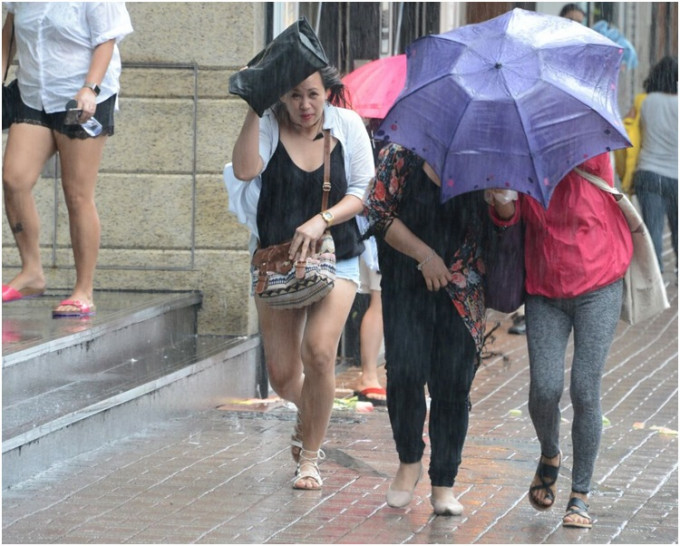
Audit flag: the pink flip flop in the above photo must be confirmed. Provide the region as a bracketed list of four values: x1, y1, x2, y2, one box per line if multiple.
[52, 299, 96, 318]
[2, 284, 45, 303]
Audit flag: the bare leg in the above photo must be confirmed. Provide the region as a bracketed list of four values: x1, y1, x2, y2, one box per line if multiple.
[52, 132, 108, 311]
[254, 297, 306, 406]
[2, 123, 56, 294]
[295, 278, 357, 488]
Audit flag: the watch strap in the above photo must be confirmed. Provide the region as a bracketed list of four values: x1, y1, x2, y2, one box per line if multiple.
[83, 82, 100, 96]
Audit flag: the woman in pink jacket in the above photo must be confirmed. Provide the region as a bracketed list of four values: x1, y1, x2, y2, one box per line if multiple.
[489, 153, 633, 529]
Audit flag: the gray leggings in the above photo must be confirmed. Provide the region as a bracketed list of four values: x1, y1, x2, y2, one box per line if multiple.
[525, 280, 622, 494]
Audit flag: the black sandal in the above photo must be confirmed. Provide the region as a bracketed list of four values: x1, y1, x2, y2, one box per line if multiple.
[528, 453, 561, 511]
[563, 497, 592, 528]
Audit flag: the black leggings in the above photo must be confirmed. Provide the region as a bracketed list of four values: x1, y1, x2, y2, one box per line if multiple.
[383, 286, 477, 487]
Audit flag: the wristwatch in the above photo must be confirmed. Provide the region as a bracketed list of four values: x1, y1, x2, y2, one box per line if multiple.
[82, 82, 101, 96]
[320, 210, 334, 227]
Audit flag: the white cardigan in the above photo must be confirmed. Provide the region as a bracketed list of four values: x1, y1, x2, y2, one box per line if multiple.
[224, 103, 375, 247]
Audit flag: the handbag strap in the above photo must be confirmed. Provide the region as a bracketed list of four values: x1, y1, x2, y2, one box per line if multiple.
[4, 24, 14, 84]
[575, 167, 622, 201]
[321, 129, 331, 212]
[575, 167, 642, 232]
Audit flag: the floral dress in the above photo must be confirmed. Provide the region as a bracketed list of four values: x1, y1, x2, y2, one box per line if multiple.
[365, 143, 493, 353]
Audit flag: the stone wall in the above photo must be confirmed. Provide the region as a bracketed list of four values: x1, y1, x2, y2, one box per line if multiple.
[2, 2, 267, 335]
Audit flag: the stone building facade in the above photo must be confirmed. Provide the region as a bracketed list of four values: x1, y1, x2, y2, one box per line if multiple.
[2, 3, 268, 335]
[2, 2, 676, 337]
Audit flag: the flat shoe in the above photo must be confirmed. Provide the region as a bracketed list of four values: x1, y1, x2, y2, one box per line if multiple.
[52, 299, 96, 318]
[2, 284, 44, 303]
[431, 488, 464, 516]
[354, 387, 387, 406]
[386, 463, 423, 508]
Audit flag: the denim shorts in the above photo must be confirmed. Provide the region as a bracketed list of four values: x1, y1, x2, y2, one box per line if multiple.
[250, 255, 361, 296]
[335, 256, 361, 289]
[14, 90, 116, 139]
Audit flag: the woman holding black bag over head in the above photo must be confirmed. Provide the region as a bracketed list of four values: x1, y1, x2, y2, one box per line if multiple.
[230, 21, 373, 490]
[1, 3, 132, 316]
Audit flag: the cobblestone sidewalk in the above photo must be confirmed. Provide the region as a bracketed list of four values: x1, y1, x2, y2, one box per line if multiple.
[4, 256, 678, 544]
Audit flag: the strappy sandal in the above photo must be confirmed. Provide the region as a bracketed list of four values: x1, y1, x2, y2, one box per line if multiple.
[293, 448, 325, 490]
[563, 496, 592, 528]
[528, 452, 561, 511]
[291, 411, 303, 463]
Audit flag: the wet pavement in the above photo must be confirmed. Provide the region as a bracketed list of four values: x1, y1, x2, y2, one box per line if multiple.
[2, 269, 678, 543]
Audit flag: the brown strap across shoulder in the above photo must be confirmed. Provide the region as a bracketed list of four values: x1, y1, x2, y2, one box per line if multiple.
[321, 129, 331, 212]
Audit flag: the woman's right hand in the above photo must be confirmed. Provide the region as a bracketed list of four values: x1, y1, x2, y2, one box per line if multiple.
[419, 252, 452, 291]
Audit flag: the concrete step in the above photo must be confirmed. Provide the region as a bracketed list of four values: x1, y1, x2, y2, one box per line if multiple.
[2, 291, 262, 489]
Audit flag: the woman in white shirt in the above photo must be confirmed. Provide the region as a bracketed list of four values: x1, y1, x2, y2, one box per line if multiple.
[633, 56, 678, 273]
[1, 3, 133, 316]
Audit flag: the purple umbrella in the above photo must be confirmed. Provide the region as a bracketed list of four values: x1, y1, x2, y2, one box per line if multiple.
[375, 8, 630, 208]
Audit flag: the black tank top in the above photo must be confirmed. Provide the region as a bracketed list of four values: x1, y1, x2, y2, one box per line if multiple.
[257, 140, 364, 260]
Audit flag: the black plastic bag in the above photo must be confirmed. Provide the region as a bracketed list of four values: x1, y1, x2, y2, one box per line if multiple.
[229, 17, 328, 116]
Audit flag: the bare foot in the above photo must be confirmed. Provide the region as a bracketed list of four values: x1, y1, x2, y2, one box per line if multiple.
[5, 271, 46, 295]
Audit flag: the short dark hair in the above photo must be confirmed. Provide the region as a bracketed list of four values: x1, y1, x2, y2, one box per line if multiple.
[559, 3, 585, 17]
[643, 56, 678, 94]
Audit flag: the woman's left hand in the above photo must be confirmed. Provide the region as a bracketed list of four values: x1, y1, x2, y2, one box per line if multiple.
[289, 214, 327, 262]
[74, 87, 97, 122]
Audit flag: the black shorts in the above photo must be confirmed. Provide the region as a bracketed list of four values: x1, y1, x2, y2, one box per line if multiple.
[14, 89, 116, 139]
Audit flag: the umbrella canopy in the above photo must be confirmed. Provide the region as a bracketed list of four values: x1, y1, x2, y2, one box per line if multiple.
[375, 8, 630, 208]
[343, 55, 407, 119]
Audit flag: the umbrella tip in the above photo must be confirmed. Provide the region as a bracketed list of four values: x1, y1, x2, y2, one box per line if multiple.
[494, 62, 503, 69]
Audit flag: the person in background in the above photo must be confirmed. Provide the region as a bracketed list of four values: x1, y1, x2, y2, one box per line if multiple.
[353, 215, 386, 406]
[487, 153, 633, 529]
[365, 143, 503, 516]
[632, 56, 678, 274]
[1, 3, 133, 316]
[232, 66, 374, 490]
[559, 3, 586, 23]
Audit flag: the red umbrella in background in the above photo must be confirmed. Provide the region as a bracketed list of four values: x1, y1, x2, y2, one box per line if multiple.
[343, 54, 407, 119]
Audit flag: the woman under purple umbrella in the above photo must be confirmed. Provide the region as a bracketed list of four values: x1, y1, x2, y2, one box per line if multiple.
[487, 152, 633, 528]
[365, 143, 511, 516]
